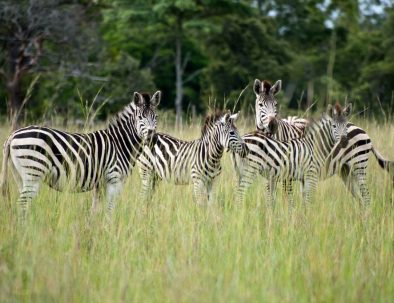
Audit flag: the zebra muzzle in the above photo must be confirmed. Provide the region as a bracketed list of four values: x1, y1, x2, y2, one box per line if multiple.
[267, 117, 279, 136]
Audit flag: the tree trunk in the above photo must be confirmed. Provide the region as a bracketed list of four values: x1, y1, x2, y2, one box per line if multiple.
[257, 0, 263, 15]
[7, 79, 24, 131]
[6, 41, 25, 130]
[175, 14, 183, 130]
[326, 30, 337, 107]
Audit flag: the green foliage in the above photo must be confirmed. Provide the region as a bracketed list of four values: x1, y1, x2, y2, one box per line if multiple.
[0, 0, 393, 123]
[0, 121, 393, 302]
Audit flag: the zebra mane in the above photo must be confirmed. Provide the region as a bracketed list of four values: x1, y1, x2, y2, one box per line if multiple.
[262, 80, 272, 93]
[333, 102, 348, 123]
[109, 104, 136, 127]
[201, 110, 227, 137]
[335, 102, 342, 114]
[140, 92, 153, 107]
[303, 115, 330, 137]
[108, 93, 152, 127]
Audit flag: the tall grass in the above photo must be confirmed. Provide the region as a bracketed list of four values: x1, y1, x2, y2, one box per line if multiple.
[0, 118, 393, 302]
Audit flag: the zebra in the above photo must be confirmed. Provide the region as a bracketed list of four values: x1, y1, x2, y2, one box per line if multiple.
[251, 78, 393, 204]
[137, 111, 249, 205]
[0, 91, 161, 220]
[234, 103, 353, 207]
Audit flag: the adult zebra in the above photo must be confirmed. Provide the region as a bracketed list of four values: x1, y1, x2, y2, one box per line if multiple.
[235, 103, 352, 207]
[251, 79, 393, 204]
[0, 91, 161, 220]
[137, 111, 249, 205]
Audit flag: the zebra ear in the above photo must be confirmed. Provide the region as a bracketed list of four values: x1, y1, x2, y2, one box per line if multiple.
[270, 80, 282, 95]
[150, 91, 161, 107]
[230, 111, 240, 121]
[220, 113, 230, 124]
[343, 103, 352, 117]
[253, 79, 262, 95]
[133, 92, 145, 107]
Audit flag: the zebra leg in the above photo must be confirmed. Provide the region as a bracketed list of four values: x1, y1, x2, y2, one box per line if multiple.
[139, 167, 157, 202]
[265, 177, 277, 209]
[352, 169, 371, 206]
[283, 179, 295, 211]
[17, 180, 40, 222]
[235, 166, 258, 204]
[192, 178, 209, 206]
[91, 186, 101, 214]
[207, 181, 214, 205]
[105, 179, 124, 217]
[302, 170, 318, 206]
[340, 165, 360, 199]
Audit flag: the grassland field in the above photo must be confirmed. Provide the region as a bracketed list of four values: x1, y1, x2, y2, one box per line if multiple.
[0, 115, 393, 303]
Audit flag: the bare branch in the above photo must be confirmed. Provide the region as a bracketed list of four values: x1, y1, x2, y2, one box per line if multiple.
[183, 69, 203, 84]
[182, 52, 190, 72]
[146, 41, 166, 69]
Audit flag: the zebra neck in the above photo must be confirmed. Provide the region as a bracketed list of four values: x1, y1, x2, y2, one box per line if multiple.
[105, 120, 143, 166]
[306, 120, 336, 160]
[201, 130, 224, 161]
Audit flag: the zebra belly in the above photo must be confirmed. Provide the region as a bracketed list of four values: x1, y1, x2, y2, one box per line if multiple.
[10, 137, 100, 193]
[245, 140, 308, 182]
[157, 166, 192, 185]
[139, 152, 192, 185]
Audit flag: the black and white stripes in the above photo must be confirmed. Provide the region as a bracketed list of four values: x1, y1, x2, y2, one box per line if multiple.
[1, 79, 391, 221]
[137, 111, 249, 205]
[251, 79, 393, 205]
[234, 106, 350, 207]
[0, 91, 161, 219]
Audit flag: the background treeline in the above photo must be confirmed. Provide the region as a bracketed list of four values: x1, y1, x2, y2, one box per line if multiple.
[1, 0, 393, 129]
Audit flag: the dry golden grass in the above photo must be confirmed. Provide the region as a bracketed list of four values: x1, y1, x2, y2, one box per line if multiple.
[0, 117, 393, 302]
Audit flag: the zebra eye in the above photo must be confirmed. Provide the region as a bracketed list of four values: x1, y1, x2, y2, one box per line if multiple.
[229, 130, 235, 136]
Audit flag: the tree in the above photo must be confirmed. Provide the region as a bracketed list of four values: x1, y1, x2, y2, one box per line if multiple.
[0, 0, 98, 129]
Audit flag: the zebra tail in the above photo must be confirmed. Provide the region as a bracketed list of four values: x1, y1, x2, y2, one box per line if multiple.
[372, 146, 394, 186]
[0, 135, 12, 198]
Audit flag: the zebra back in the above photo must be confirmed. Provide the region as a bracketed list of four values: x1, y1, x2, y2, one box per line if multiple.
[7, 91, 161, 193]
[138, 111, 248, 185]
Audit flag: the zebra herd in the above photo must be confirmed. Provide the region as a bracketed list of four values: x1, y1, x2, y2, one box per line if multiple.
[1, 80, 393, 221]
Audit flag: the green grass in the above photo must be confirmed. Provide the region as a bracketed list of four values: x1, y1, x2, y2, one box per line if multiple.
[0, 119, 393, 303]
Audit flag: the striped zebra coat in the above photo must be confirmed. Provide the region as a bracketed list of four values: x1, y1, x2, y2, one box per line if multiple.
[234, 109, 349, 207]
[251, 79, 393, 205]
[137, 111, 249, 205]
[0, 91, 161, 219]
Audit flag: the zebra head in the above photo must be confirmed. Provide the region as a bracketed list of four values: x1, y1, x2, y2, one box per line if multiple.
[219, 111, 249, 158]
[327, 102, 352, 148]
[133, 91, 161, 142]
[254, 79, 282, 133]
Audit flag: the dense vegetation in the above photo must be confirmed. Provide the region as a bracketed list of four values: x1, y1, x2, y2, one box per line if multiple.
[0, 120, 393, 302]
[1, 0, 393, 129]
[1, 2, 393, 302]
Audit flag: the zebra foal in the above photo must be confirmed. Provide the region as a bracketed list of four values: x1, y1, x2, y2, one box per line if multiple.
[0, 91, 161, 220]
[137, 111, 249, 205]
